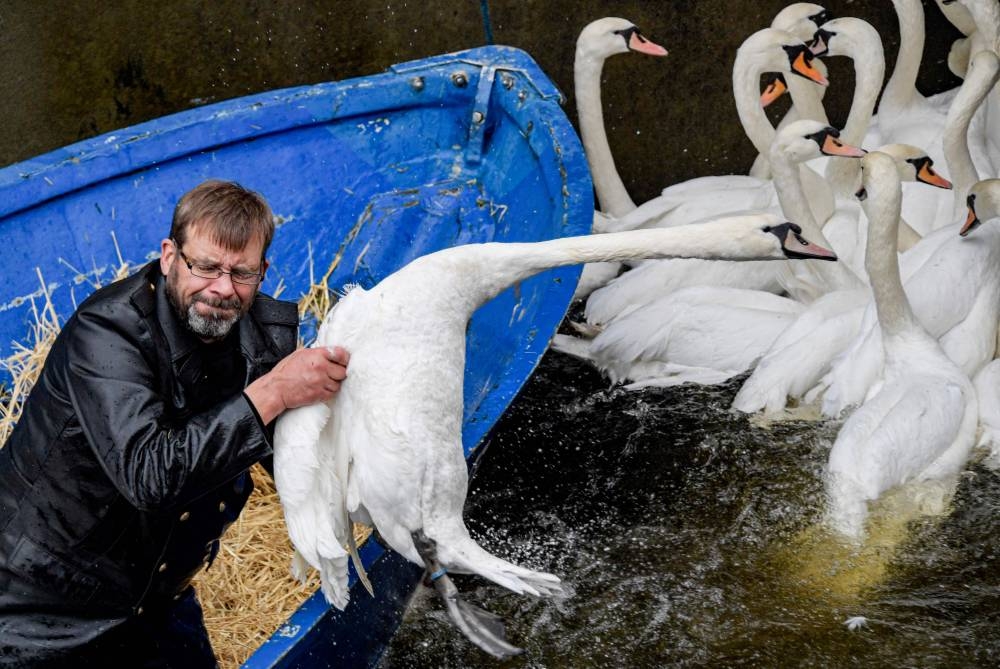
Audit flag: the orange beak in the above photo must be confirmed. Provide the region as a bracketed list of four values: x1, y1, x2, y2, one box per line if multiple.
[791, 50, 829, 87]
[917, 163, 953, 190]
[760, 76, 788, 107]
[821, 135, 867, 158]
[629, 32, 667, 57]
[959, 206, 980, 236]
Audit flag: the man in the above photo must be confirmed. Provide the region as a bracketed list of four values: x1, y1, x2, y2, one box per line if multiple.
[0, 180, 348, 667]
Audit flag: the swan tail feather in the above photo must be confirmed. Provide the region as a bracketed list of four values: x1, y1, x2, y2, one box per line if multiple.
[346, 522, 374, 597]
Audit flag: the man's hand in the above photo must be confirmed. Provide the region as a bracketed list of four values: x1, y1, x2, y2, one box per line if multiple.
[245, 345, 350, 424]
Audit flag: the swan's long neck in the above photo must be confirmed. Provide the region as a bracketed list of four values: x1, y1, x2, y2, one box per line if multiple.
[770, 146, 864, 294]
[733, 52, 777, 157]
[825, 29, 885, 197]
[944, 50, 1000, 221]
[786, 71, 829, 125]
[963, 0, 1000, 54]
[458, 224, 776, 307]
[770, 147, 824, 240]
[863, 155, 919, 337]
[881, 0, 925, 115]
[575, 47, 635, 217]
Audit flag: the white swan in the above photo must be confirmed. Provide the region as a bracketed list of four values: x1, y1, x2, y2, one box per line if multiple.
[750, 3, 832, 178]
[731, 144, 956, 416]
[552, 285, 807, 388]
[809, 16, 948, 277]
[868, 0, 994, 236]
[592, 28, 831, 237]
[947, 0, 1000, 175]
[961, 180, 1000, 466]
[575, 26, 829, 304]
[548, 121, 858, 387]
[582, 116, 855, 328]
[824, 151, 977, 541]
[573, 17, 667, 299]
[272, 213, 836, 657]
[816, 50, 1000, 418]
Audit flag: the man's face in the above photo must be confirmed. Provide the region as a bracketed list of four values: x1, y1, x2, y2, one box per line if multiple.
[159, 225, 266, 341]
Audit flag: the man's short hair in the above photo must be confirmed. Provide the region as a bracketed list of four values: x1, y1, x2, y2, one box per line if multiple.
[170, 180, 275, 255]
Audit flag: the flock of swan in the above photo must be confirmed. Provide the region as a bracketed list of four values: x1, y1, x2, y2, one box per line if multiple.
[268, 0, 1000, 658]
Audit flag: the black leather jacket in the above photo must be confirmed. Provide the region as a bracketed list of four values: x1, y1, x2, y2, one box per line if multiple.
[0, 261, 297, 654]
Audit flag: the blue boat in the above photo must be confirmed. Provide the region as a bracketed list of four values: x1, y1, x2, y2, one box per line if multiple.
[0, 46, 592, 667]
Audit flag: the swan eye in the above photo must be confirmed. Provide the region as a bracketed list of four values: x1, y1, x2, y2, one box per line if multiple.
[968, 193, 978, 209]
[809, 9, 833, 26]
[856, 187, 868, 201]
[762, 226, 773, 233]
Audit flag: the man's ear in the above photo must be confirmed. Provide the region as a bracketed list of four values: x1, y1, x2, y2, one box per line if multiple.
[160, 238, 175, 276]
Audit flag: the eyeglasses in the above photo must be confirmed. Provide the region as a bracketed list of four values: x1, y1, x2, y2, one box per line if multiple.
[172, 239, 264, 285]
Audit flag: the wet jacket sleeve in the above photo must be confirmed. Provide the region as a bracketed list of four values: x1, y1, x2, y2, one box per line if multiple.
[61, 301, 272, 512]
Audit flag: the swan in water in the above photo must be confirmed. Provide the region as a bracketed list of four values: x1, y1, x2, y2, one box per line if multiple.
[958, 181, 1000, 467]
[816, 50, 1000, 418]
[551, 120, 860, 387]
[272, 213, 836, 657]
[732, 144, 955, 416]
[733, 46, 996, 417]
[824, 151, 977, 541]
[573, 17, 667, 300]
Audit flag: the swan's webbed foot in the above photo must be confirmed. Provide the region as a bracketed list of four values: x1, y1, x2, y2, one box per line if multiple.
[411, 530, 524, 659]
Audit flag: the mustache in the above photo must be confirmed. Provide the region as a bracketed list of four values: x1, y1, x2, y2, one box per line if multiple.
[192, 294, 242, 311]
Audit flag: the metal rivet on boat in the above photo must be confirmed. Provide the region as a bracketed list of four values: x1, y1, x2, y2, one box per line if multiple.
[472, 111, 485, 124]
[518, 90, 528, 102]
[179, 511, 190, 521]
[501, 74, 515, 90]
[218, 501, 226, 512]
[410, 76, 424, 92]
[136, 607, 144, 616]
[451, 71, 468, 88]
[158, 562, 168, 573]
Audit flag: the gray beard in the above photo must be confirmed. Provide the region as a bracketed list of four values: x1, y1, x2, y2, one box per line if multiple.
[166, 276, 245, 341]
[184, 301, 240, 340]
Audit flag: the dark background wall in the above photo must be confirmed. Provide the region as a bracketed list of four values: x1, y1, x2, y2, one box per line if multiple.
[0, 1, 961, 206]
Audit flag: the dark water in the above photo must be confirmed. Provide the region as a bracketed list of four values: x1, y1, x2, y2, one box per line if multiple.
[379, 346, 1000, 668]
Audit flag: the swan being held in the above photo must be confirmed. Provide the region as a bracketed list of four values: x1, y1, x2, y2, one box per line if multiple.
[273, 213, 836, 657]
[824, 152, 977, 541]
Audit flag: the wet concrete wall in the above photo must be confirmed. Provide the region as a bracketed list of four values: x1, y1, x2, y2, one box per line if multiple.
[0, 1, 962, 205]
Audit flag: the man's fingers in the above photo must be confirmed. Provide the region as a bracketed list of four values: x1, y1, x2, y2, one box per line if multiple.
[324, 345, 350, 366]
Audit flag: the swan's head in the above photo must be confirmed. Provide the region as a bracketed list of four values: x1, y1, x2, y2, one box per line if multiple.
[959, 179, 1000, 236]
[773, 119, 867, 163]
[717, 213, 838, 261]
[854, 145, 952, 197]
[576, 18, 667, 60]
[771, 3, 832, 43]
[808, 17, 881, 59]
[739, 28, 829, 87]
